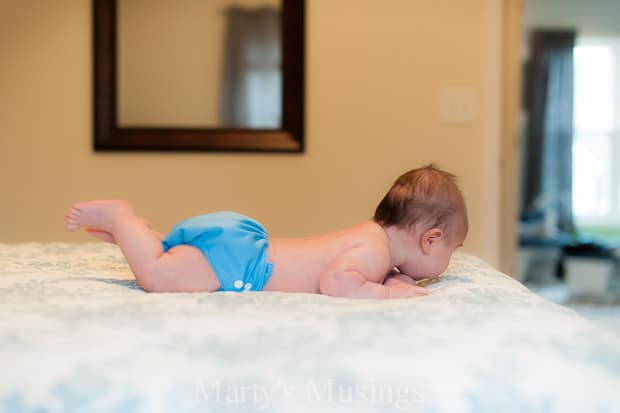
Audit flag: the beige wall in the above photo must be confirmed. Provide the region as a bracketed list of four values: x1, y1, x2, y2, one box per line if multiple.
[0, 0, 506, 268]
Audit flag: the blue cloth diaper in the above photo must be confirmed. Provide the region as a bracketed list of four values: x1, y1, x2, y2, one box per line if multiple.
[161, 212, 273, 292]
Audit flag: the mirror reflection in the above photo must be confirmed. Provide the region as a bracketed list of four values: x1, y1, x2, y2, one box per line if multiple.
[117, 0, 282, 129]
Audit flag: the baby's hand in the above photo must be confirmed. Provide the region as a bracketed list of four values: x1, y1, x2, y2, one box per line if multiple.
[385, 273, 417, 286]
[385, 277, 431, 298]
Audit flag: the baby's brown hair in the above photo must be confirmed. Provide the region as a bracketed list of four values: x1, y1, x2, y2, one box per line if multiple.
[374, 165, 468, 238]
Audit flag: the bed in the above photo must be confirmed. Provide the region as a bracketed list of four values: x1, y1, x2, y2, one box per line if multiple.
[1, 243, 619, 413]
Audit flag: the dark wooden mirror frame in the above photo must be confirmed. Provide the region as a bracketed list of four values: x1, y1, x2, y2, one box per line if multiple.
[93, 0, 305, 152]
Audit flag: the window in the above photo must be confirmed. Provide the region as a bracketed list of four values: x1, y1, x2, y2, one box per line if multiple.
[572, 37, 620, 238]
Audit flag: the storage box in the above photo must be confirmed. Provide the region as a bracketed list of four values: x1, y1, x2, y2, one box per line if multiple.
[565, 257, 614, 297]
[517, 247, 561, 283]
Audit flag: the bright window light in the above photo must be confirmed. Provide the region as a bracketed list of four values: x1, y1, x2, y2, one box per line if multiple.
[572, 38, 620, 234]
[573, 45, 614, 132]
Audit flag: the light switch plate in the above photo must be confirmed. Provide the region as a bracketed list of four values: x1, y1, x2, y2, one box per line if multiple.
[439, 86, 476, 124]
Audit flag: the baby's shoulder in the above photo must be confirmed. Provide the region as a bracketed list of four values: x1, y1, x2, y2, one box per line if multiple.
[349, 222, 391, 252]
[344, 222, 392, 275]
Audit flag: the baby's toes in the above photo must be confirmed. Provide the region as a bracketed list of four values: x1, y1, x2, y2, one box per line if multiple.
[66, 222, 80, 231]
[64, 208, 81, 230]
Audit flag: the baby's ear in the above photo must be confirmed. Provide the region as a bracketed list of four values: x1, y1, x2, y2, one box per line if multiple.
[420, 228, 444, 254]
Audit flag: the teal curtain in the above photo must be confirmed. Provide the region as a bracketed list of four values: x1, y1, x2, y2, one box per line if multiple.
[522, 30, 576, 235]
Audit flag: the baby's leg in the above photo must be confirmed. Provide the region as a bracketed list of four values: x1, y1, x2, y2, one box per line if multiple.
[65, 200, 220, 292]
[83, 217, 164, 244]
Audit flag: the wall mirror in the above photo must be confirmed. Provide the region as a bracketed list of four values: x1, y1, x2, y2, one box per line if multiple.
[93, 0, 304, 152]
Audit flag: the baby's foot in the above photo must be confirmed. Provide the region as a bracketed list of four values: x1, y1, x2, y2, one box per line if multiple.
[65, 200, 133, 233]
[85, 228, 116, 243]
[82, 217, 153, 244]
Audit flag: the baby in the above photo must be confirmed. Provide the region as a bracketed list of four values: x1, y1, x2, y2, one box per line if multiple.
[65, 165, 467, 299]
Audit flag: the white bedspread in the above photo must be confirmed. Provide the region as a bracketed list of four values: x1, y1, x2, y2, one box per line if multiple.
[1, 243, 619, 413]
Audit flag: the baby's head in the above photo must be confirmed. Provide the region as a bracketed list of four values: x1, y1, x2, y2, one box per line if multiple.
[374, 164, 468, 279]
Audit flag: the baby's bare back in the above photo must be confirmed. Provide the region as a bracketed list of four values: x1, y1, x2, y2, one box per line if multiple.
[263, 222, 391, 293]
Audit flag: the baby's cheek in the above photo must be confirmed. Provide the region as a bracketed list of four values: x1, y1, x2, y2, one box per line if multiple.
[427, 259, 450, 279]
[438, 255, 453, 275]
[426, 270, 443, 279]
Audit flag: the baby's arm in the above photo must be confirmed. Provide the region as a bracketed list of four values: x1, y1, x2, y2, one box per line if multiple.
[319, 247, 430, 299]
